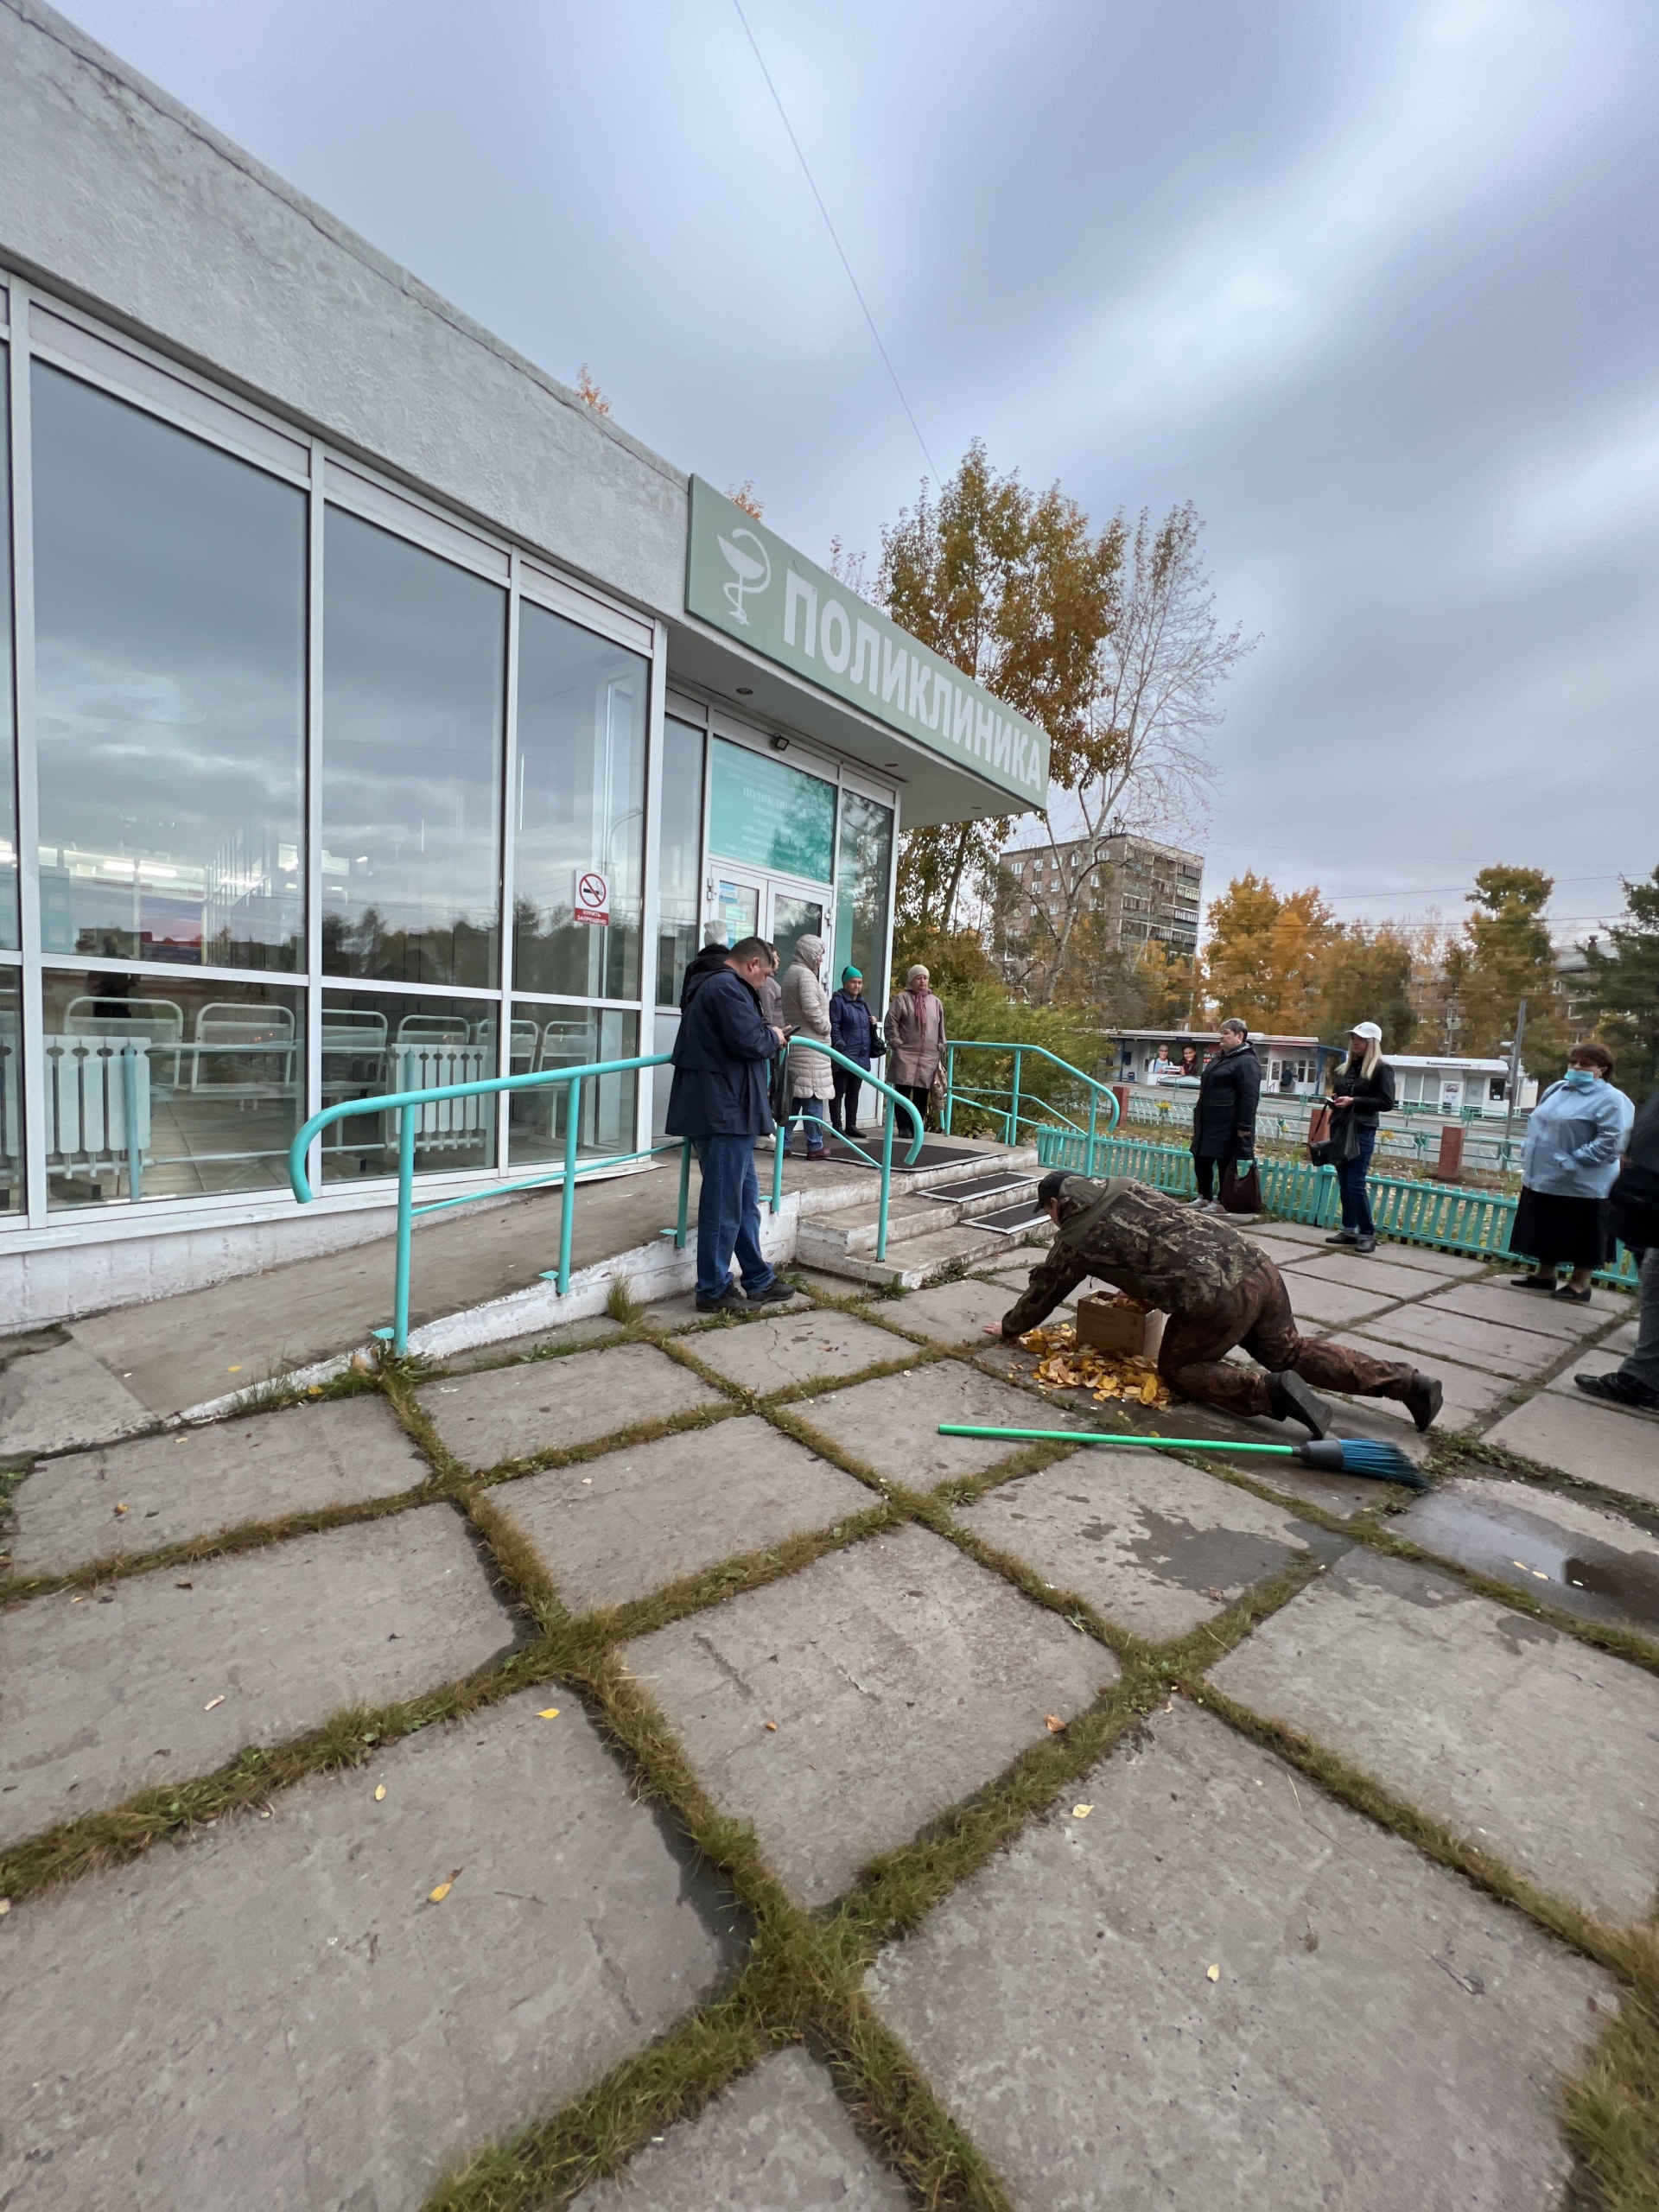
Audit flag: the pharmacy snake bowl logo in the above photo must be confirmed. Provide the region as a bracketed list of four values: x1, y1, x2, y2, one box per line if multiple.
[717, 527, 771, 624]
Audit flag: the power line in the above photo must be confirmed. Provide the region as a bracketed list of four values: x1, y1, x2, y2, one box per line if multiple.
[731, 0, 939, 482]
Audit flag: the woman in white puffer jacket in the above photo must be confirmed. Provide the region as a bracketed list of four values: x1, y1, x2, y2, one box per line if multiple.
[779, 935, 835, 1157]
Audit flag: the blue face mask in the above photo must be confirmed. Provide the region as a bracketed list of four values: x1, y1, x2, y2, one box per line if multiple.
[1561, 1067, 1596, 1089]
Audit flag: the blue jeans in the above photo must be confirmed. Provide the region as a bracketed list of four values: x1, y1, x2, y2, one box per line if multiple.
[789, 1096, 827, 1154]
[691, 1135, 776, 1301]
[1338, 1123, 1377, 1235]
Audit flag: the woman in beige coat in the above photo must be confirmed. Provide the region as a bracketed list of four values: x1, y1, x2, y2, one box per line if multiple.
[884, 963, 947, 1128]
[779, 934, 835, 1157]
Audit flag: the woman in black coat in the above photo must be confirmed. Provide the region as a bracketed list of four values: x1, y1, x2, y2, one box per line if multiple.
[1324, 1020, 1396, 1253]
[1191, 1020, 1261, 1211]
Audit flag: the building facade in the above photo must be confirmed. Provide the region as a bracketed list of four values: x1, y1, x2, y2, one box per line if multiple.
[1001, 832, 1202, 957]
[0, 1, 1040, 1321]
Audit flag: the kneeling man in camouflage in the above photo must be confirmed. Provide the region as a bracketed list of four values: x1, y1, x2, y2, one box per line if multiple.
[997, 1173, 1443, 1436]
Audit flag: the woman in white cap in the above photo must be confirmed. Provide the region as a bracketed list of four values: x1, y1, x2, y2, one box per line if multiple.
[1325, 1021, 1395, 1254]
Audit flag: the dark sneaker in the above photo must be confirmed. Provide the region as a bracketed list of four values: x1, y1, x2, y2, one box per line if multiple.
[695, 1286, 747, 1315]
[1354, 1236, 1376, 1255]
[1267, 1370, 1333, 1438]
[1325, 1229, 1358, 1246]
[746, 1278, 796, 1305]
[1575, 1370, 1659, 1410]
[1554, 1285, 1593, 1305]
[1402, 1371, 1444, 1433]
[1510, 1274, 1558, 1292]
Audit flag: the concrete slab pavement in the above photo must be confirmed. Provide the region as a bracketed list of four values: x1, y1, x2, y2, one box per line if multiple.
[788, 1362, 1084, 1490]
[867, 1703, 1607, 2212]
[0, 1338, 151, 1459]
[1483, 1393, 1659, 1510]
[8, 1395, 430, 1575]
[955, 1456, 1336, 1642]
[1278, 1249, 1445, 1302]
[1399, 1476, 1659, 1636]
[1211, 1547, 1659, 1921]
[683, 1309, 905, 1392]
[626, 1523, 1111, 1904]
[569, 2049, 909, 2212]
[1280, 1274, 1397, 1331]
[1425, 1280, 1626, 1340]
[488, 1418, 875, 1613]
[882, 1276, 1026, 1346]
[0, 1690, 735, 2212]
[1354, 1304, 1562, 1379]
[417, 1342, 728, 1470]
[0, 1504, 512, 1846]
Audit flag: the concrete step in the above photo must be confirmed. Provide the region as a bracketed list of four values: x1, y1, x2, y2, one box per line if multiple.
[810, 1217, 1053, 1290]
[797, 1171, 1040, 1259]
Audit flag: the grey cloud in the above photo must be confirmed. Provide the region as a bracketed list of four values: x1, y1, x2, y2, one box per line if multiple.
[61, 0, 1659, 929]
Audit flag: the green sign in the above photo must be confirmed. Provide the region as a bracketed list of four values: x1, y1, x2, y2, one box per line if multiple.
[709, 739, 836, 881]
[685, 478, 1047, 808]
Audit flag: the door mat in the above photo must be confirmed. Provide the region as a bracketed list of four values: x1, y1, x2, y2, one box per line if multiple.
[919, 1173, 1031, 1205]
[964, 1200, 1048, 1235]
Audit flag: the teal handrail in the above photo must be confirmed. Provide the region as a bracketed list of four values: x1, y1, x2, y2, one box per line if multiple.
[769, 1039, 925, 1262]
[941, 1040, 1120, 1160]
[285, 1037, 926, 1356]
[289, 1052, 681, 1355]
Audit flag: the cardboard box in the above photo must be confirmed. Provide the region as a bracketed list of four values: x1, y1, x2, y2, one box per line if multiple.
[1075, 1293, 1166, 1361]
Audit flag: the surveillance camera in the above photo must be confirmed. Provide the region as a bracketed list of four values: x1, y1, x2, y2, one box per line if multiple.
[769, 734, 789, 753]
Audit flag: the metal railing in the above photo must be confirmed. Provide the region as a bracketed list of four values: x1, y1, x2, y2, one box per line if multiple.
[287, 1039, 927, 1356]
[767, 1040, 925, 1256]
[941, 1040, 1120, 1154]
[1033, 1128, 1643, 1289]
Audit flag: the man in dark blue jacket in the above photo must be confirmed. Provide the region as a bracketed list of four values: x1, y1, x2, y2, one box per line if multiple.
[667, 935, 795, 1313]
[828, 966, 884, 1138]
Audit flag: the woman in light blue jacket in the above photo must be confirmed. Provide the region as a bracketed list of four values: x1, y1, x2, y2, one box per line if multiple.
[1510, 1041, 1634, 1303]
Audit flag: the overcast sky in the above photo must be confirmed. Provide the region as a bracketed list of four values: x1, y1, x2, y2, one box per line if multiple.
[64, 0, 1659, 942]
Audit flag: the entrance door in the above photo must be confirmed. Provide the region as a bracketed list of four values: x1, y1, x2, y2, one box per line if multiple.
[710, 868, 831, 974]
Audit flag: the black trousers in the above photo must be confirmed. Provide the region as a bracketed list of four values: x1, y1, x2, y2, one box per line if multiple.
[1193, 1153, 1223, 1199]
[830, 1066, 864, 1132]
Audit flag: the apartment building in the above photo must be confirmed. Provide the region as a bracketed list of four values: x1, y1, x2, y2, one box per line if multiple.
[1001, 832, 1203, 955]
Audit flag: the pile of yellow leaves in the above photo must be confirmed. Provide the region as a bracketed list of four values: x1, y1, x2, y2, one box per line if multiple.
[1015, 1320, 1173, 1409]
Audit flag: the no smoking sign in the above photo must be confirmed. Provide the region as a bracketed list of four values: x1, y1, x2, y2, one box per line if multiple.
[573, 868, 610, 926]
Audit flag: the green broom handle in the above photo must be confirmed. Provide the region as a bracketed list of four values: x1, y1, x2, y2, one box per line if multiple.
[937, 1424, 1294, 1457]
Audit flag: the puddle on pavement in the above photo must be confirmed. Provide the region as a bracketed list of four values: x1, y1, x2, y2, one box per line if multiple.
[1401, 1481, 1659, 1634]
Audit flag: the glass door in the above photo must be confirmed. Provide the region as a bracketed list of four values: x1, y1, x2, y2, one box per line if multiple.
[769, 889, 825, 976]
[708, 869, 830, 972]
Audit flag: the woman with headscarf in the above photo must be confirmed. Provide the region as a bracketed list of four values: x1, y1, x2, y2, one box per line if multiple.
[1510, 1040, 1634, 1301]
[884, 963, 948, 1127]
[779, 934, 835, 1158]
[1324, 1020, 1395, 1255]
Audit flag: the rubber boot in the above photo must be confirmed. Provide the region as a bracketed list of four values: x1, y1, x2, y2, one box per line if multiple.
[1267, 1370, 1333, 1438]
[1402, 1372, 1443, 1433]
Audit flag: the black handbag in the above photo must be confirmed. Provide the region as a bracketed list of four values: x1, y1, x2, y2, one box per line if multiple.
[1219, 1159, 1263, 1214]
[1308, 1102, 1360, 1169]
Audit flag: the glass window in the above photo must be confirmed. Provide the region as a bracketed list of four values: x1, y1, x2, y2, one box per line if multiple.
[30, 365, 306, 969]
[319, 988, 498, 1183]
[321, 508, 505, 987]
[0, 350, 15, 952]
[40, 969, 303, 1207]
[833, 790, 893, 993]
[512, 603, 647, 999]
[507, 1005, 638, 1171]
[0, 968, 20, 1212]
[708, 739, 835, 881]
[655, 718, 703, 1007]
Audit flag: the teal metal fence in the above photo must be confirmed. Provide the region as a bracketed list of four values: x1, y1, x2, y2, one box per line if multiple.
[1033, 1128, 1642, 1289]
[941, 1040, 1120, 1154]
[767, 1041, 925, 1254]
[287, 1040, 925, 1357]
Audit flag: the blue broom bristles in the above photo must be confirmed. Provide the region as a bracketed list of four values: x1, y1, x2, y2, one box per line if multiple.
[1300, 1435, 1427, 1489]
